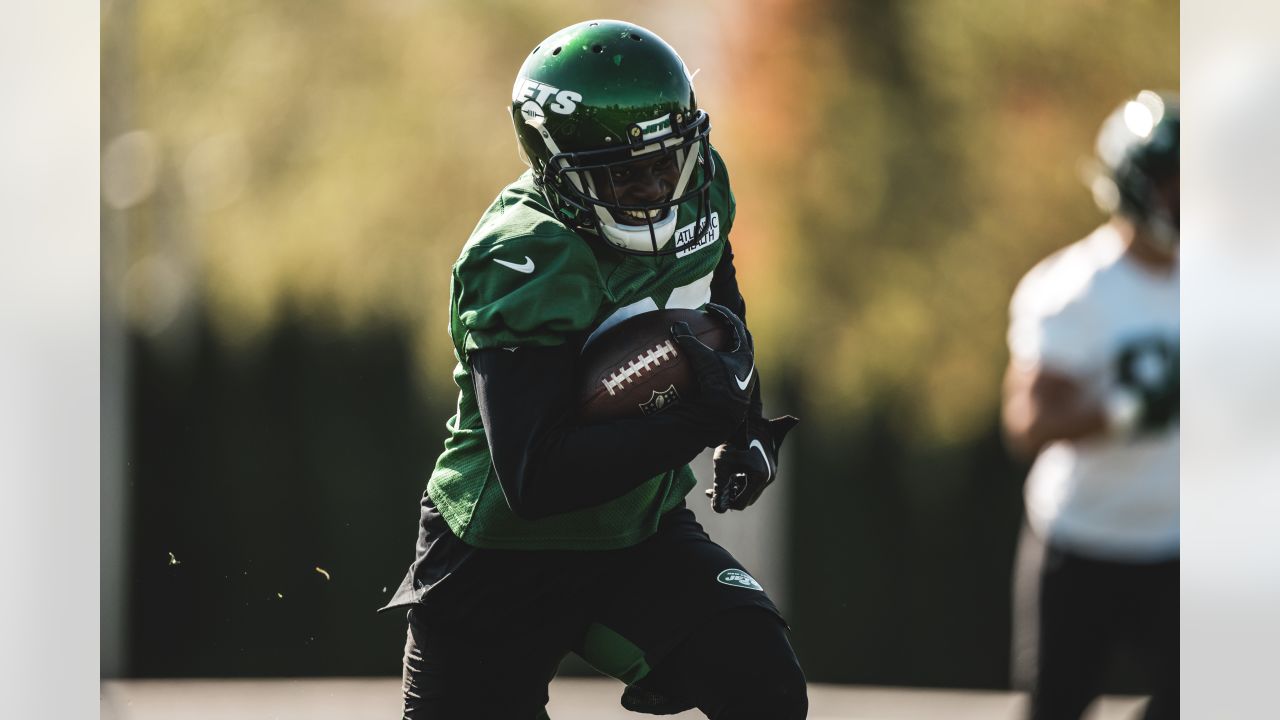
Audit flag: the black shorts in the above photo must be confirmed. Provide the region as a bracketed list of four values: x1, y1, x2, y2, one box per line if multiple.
[400, 505, 782, 716]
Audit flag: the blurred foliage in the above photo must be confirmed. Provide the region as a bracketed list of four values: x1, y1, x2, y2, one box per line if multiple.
[106, 0, 1176, 442]
[720, 0, 1178, 444]
[104, 0, 1177, 685]
[106, 0, 740, 388]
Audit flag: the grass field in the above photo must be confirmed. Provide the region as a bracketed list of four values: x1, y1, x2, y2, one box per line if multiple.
[101, 677, 1148, 719]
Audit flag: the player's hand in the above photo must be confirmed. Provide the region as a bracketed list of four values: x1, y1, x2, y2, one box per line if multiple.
[670, 303, 756, 435]
[1112, 338, 1179, 434]
[707, 415, 799, 513]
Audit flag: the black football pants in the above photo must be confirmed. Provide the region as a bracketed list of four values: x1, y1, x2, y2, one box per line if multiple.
[402, 604, 806, 719]
[1013, 527, 1179, 720]
[398, 506, 803, 719]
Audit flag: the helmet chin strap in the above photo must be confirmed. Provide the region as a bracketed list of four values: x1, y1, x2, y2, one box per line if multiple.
[581, 172, 666, 249]
[587, 139, 702, 253]
[598, 207, 679, 251]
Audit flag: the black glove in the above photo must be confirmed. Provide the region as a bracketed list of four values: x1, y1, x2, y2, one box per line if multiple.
[1115, 337, 1179, 434]
[670, 303, 757, 441]
[707, 415, 799, 513]
[620, 681, 695, 716]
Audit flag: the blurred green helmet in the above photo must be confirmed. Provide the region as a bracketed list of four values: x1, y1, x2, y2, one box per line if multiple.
[510, 20, 715, 255]
[1092, 90, 1179, 247]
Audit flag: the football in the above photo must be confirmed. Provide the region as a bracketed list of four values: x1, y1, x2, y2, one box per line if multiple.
[577, 308, 730, 422]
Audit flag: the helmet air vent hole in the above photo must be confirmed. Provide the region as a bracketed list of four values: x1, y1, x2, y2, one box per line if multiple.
[533, 46, 540, 54]
[589, 22, 599, 27]
[592, 44, 604, 53]
[552, 46, 562, 55]
[630, 33, 642, 41]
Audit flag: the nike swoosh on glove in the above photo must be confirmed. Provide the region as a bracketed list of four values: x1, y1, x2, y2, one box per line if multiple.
[707, 415, 799, 513]
[670, 303, 757, 444]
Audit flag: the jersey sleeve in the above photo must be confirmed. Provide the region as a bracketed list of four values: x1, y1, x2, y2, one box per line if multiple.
[452, 231, 604, 357]
[1007, 269, 1101, 376]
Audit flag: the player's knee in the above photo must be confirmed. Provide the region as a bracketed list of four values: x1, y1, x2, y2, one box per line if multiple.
[715, 611, 808, 718]
[720, 652, 807, 719]
[764, 657, 808, 717]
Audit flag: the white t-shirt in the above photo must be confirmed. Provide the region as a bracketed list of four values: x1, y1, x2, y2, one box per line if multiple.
[1008, 224, 1179, 561]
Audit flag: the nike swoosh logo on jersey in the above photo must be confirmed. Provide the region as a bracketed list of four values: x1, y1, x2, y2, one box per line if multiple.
[735, 363, 754, 391]
[749, 439, 771, 477]
[494, 256, 535, 273]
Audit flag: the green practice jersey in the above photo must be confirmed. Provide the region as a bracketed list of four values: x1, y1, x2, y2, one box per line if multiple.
[427, 149, 736, 550]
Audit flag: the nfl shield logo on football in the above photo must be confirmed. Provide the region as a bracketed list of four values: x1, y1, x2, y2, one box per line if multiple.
[639, 385, 682, 415]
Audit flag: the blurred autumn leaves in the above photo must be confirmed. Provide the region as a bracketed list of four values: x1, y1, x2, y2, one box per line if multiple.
[103, 0, 1177, 443]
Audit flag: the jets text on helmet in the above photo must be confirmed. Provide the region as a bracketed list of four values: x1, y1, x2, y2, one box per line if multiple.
[513, 77, 582, 115]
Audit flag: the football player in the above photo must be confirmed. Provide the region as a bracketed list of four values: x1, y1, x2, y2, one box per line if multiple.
[1002, 91, 1179, 720]
[381, 20, 804, 719]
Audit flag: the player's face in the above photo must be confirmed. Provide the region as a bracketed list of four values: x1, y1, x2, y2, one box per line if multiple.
[1135, 172, 1180, 258]
[589, 150, 682, 226]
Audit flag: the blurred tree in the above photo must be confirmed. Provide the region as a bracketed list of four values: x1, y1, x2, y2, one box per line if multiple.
[726, 0, 1177, 445]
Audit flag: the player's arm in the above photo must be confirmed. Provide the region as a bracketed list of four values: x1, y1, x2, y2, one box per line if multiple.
[1003, 347, 1180, 459]
[457, 229, 749, 520]
[709, 238, 763, 417]
[1002, 271, 1118, 459]
[471, 342, 741, 521]
[1003, 272, 1178, 458]
[1001, 362, 1109, 459]
[702, 239, 799, 513]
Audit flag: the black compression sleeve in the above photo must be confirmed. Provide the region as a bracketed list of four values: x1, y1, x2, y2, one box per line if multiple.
[709, 238, 747, 323]
[471, 344, 720, 521]
[709, 239, 763, 421]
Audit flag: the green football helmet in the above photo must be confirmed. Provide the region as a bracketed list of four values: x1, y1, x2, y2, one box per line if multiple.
[510, 20, 715, 255]
[1092, 90, 1179, 249]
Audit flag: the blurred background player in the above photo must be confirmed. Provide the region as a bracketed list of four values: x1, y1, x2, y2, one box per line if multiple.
[380, 19, 803, 719]
[1001, 90, 1179, 720]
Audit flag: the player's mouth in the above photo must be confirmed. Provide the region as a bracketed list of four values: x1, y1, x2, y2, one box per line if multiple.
[617, 208, 668, 226]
